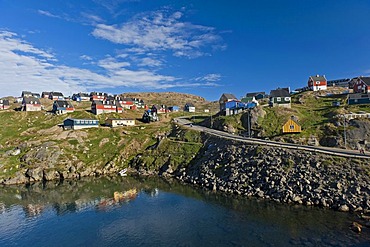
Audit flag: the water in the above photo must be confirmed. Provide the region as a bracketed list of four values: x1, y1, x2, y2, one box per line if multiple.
[0, 176, 369, 247]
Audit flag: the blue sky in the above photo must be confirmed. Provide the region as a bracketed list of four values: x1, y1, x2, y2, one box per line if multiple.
[1, 0, 370, 100]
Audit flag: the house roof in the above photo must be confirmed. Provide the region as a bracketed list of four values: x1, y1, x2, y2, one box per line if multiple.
[221, 93, 237, 100]
[51, 92, 64, 97]
[185, 102, 195, 107]
[358, 77, 370, 85]
[23, 97, 41, 104]
[93, 100, 122, 107]
[64, 118, 98, 122]
[54, 100, 74, 108]
[246, 92, 266, 97]
[107, 118, 135, 121]
[309, 75, 327, 81]
[270, 88, 290, 97]
[42, 91, 50, 95]
[78, 93, 89, 97]
[348, 93, 370, 100]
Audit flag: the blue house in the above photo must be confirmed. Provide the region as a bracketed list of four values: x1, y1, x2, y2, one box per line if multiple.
[63, 118, 99, 130]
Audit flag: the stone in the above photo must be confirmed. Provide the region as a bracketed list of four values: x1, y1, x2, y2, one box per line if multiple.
[338, 204, 350, 212]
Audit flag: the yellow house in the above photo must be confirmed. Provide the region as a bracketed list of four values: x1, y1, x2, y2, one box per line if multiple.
[282, 118, 301, 133]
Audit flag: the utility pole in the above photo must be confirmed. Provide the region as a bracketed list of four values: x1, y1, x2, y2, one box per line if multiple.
[343, 115, 347, 148]
[247, 109, 251, 138]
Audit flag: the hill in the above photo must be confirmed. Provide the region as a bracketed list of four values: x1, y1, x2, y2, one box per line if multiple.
[210, 87, 370, 150]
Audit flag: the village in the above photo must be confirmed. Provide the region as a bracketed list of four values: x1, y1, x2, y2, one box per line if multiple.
[0, 74, 369, 133]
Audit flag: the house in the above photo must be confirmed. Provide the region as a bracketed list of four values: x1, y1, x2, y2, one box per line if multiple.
[119, 98, 135, 109]
[0, 99, 10, 110]
[72, 93, 90, 102]
[49, 92, 64, 100]
[41, 92, 50, 99]
[21, 91, 33, 98]
[168, 106, 180, 112]
[63, 118, 99, 130]
[246, 92, 266, 100]
[133, 98, 145, 108]
[327, 78, 350, 88]
[105, 118, 135, 127]
[90, 92, 107, 101]
[52, 100, 75, 114]
[22, 97, 42, 111]
[308, 75, 327, 91]
[91, 100, 123, 115]
[348, 93, 370, 105]
[282, 117, 302, 133]
[219, 93, 238, 112]
[156, 105, 168, 114]
[184, 103, 195, 112]
[352, 76, 370, 93]
[269, 88, 291, 108]
[32, 93, 40, 98]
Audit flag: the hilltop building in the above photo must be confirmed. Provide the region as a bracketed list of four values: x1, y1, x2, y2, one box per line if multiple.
[308, 75, 327, 91]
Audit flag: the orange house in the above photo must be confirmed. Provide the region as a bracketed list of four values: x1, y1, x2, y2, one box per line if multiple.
[282, 118, 301, 133]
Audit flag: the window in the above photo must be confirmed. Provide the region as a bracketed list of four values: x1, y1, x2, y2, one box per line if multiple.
[315, 81, 320, 85]
[284, 97, 290, 101]
[76, 120, 80, 124]
[276, 97, 281, 102]
[290, 125, 294, 130]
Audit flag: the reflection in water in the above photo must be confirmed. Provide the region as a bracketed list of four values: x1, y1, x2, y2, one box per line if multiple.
[0, 176, 369, 247]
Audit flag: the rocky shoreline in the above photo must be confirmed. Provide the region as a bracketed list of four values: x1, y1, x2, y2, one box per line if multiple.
[156, 134, 370, 214]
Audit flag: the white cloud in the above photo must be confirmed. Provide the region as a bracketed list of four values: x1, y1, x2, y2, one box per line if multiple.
[92, 9, 225, 58]
[0, 31, 183, 97]
[37, 10, 60, 19]
[195, 73, 222, 82]
[0, 30, 221, 98]
[80, 55, 93, 61]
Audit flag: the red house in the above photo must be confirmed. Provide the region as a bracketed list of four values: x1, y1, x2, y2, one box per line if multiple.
[308, 75, 327, 91]
[91, 100, 123, 115]
[352, 76, 370, 93]
[90, 92, 107, 101]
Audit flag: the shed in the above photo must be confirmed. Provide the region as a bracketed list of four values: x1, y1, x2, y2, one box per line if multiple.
[282, 118, 302, 133]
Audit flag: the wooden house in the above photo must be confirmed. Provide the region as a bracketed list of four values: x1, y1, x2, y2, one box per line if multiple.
[120, 98, 135, 109]
[90, 92, 107, 101]
[269, 88, 291, 108]
[219, 93, 238, 112]
[246, 92, 266, 100]
[72, 93, 90, 102]
[21, 91, 33, 98]
[282, 118, 302, 133]
[348, 93, 370, 105]
[168, 106, 180, 112]
[63, 118, 99, 130]
[0, 99, 10, 110]
[53, 100, 75, 114]
[352, 76, 370, 93]
[105, 118, 135, 127]
[91, 100, 123, 115]
[49, 92, 64, 100]
[22, 97, 42, 111]
[41, 92, 50, 99]
[308, 75, 327, 91]
[184, 103, 195, 112]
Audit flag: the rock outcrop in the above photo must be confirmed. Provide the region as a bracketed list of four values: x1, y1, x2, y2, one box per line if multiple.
[169, 134, 370, 213]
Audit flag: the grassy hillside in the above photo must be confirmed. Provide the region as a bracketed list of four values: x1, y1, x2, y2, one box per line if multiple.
[213, 87, 370, 145]
[0, 92, 212, 180]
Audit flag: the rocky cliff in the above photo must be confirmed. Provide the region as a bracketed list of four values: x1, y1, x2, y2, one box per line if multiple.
[154, 130, 370, 213]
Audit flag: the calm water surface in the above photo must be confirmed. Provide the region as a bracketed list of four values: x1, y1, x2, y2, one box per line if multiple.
[0, 176, 369, 247]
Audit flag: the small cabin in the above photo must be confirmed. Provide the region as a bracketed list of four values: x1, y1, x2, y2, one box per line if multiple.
[282, 118, 301, 133]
